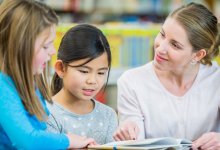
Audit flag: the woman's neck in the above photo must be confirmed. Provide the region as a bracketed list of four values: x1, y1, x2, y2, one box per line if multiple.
[153, 63, 200, 96]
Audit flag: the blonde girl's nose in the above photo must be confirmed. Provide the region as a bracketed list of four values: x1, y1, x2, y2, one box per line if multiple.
[49, 45, 56, 56]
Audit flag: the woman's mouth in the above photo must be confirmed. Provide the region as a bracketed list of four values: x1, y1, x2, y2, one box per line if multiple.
[155, 54, 168, 62]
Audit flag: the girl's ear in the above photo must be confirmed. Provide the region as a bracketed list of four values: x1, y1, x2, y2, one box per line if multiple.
[54, 60, 65, 78]
[194, 49, 207, 61]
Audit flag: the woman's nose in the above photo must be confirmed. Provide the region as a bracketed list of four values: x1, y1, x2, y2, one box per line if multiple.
[156, 41, 168, 54]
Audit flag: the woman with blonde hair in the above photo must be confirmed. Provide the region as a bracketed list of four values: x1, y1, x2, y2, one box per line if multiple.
[114, 2, 220, 149]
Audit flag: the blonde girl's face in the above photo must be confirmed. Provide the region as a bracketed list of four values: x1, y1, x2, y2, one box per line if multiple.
[62, 52, 109, 101]
[153, 17, 195, 71]
[33, 25, 56, 75]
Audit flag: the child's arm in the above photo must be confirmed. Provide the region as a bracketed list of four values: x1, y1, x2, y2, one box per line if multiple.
[46, 113, 64, 133]
[105, 109, 118, 143]
[0, 85, 69, 149]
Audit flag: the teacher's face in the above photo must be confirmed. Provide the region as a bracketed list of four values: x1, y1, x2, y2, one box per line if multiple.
[153, 17, 195, 72]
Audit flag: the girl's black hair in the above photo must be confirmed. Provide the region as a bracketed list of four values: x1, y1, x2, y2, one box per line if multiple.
[51, 24, 111, 95]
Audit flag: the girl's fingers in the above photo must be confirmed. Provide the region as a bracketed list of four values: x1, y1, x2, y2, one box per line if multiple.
[85, 138, 96, 145]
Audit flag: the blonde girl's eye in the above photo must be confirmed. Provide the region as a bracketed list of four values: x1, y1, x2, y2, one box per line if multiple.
[43, 46, 48, 49]
[43, 43, 49, 50]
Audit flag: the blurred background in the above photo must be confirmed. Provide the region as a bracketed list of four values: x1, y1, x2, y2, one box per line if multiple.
[39, 0, 219, 23]
[17, 0, 220, 110]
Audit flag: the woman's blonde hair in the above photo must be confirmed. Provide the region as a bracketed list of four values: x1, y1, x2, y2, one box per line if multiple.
[169, 2, 220, 65]
[0, 0, 58, 120]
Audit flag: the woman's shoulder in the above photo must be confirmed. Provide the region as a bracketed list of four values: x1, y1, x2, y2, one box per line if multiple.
[196, 62, 220, 87]
[118, 62, 153, 82]
[200, 61, 220, 76]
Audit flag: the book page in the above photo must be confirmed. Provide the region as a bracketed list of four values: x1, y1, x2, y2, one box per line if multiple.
[88, 137, 192, 149]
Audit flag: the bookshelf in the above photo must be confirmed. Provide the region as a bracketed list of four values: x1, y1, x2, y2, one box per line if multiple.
[37, 0, 220, 24]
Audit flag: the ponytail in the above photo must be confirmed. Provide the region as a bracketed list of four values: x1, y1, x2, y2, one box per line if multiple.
[201, 23, 220, 65]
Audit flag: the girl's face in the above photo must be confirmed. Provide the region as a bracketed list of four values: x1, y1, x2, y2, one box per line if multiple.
[62, 52, 109, 101]
[153, 17, 196, 71]
[33, 25, 56, 75]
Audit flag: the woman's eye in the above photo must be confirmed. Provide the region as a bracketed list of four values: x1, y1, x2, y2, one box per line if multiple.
[160, 32, 165, 37]
[172, 42, 181, 49]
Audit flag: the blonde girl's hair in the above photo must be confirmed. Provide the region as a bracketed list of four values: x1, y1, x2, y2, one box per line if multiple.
[0, 0, 58, 121]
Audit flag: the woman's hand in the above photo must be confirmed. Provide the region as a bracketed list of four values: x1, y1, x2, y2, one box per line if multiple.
[113, 121, 139, 141]
[192, 132, 220, 150]
[66, 133, 96, 149]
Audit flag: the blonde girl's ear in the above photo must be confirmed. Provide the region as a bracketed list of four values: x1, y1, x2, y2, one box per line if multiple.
[54, 60, 65, 78]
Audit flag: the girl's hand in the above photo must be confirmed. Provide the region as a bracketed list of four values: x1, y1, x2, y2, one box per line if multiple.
[113, 121, 139, 141]
[66, 133, 95, 148]
[88, 141, 99, 146]
[192, 132, 220, 150]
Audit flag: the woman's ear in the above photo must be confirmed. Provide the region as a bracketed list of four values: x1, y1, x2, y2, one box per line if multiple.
[194, 49, 207, 61]
[54, 60, 65, 78]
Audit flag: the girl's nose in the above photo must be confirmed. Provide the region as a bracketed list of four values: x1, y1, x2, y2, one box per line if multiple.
[86, 74, 97, 85]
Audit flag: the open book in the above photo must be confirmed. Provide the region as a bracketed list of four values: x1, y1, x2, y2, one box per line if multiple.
[88, 137, 192, 150]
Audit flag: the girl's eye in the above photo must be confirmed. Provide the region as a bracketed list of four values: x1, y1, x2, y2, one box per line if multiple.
[43, 46, 49, 49]
[79, 70, 88, 74]
[98, 72, 106, 75]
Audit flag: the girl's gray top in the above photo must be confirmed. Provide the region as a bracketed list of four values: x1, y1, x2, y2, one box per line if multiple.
[46, 99, 118, 144]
